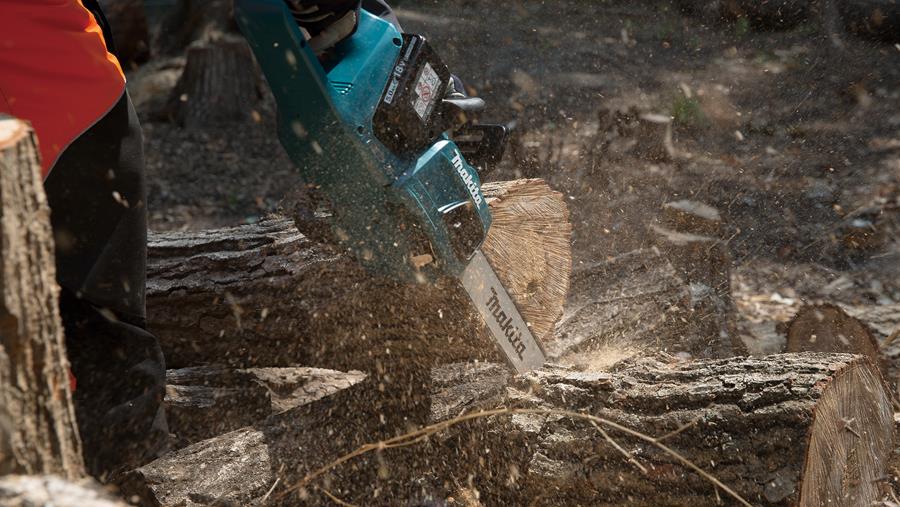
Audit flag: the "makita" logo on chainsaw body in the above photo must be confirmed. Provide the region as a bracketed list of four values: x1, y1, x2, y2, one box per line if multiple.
[486, 287, 526, 360]
[451, 151, 484, 208]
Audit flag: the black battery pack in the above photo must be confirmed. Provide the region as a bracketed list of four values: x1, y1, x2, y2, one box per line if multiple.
[373, 34, 453, 155]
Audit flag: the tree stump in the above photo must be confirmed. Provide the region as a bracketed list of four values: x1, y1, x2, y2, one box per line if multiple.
[651, 200, 747, 358]
[167, 35, 263, 128]
[0, 117, 83, 478]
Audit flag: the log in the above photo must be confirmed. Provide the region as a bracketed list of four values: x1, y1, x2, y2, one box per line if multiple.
[507, 353, 893, 506]
[165, 365, 366, 445]
[146, 179, 568, 371]
[0, 475, 126, 507]
[166, 35, 264, 128]
[122, 353, 893, 506]
[0, 117, 83, 478]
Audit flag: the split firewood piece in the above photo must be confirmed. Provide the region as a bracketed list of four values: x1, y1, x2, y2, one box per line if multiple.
[0, 116, 84, 478]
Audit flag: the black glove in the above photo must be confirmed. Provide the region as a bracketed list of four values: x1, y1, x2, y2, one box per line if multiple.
[285, 0, 361, 54]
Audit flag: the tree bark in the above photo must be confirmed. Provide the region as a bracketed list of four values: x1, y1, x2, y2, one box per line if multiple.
[166, 34, 264, 128]
[509, 353, 893, 506]
[146, 179, 569, 371]
[0, 117, 84, 478]
[165, 365, 366, 446]
[123, 353, 893, 506]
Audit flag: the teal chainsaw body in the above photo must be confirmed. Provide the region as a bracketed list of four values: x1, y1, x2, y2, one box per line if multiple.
[235, 0, 547, 373]
[234, 0, 491, 282]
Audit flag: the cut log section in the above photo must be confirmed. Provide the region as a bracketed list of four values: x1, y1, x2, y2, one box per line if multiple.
[146, 179, 570, 371]
[508, 353, 893, 506]
[480, 179, 572, 345]
[0, 117, 84, 478]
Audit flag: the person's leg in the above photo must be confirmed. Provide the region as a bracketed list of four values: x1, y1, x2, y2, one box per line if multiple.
[44, 91, 167, 479]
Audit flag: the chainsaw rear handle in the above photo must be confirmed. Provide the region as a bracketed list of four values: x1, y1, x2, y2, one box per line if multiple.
[235, 0, 493, 280]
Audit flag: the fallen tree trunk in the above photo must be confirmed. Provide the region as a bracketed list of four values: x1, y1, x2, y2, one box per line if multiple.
[506, 353, 893, 506]
[785, 303, 886, 373]
[0, 117, 84, 478]
[123, 353, 893, 506]
[165, 365, 366, 446]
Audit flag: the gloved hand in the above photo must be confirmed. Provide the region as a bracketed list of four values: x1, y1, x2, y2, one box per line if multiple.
[285, 0, 361, 54]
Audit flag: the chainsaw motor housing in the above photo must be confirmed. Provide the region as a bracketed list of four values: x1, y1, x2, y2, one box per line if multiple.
[235, 0, 491, 281]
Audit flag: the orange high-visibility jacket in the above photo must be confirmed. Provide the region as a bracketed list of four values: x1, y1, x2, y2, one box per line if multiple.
[0, 0, 126, 177]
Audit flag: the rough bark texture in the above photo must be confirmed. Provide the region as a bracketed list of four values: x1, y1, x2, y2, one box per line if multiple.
[98, 0, 150, 66]
[167, 35, 263, 128]
[505, 353, 893, 506]
[165, 365, 366, 446]
[0, 475, 126, 507]
[122, 353, 892, 506]
[0, 117, 84, 478]
[146, 179, 570, 371]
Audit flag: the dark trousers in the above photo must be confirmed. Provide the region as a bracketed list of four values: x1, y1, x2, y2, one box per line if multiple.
[44, 91, 167, 479]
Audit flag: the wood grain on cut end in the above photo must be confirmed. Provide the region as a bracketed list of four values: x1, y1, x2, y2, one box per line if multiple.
[800, 359, 893, 506]
[0, 115, 30, 150]
[481, 179, 572, 344]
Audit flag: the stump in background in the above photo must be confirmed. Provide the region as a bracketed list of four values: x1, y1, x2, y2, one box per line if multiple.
[0, 117, 83, 478]
[166, 35, 263, 128]
[154, 0, 237, 56]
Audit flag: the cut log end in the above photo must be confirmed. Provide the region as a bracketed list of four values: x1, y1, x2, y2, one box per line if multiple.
[481, 179, 572, 344]
[800, 359, 893, 506]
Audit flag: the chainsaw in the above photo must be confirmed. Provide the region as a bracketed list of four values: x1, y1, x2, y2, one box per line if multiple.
[235, 0, 546, 373]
